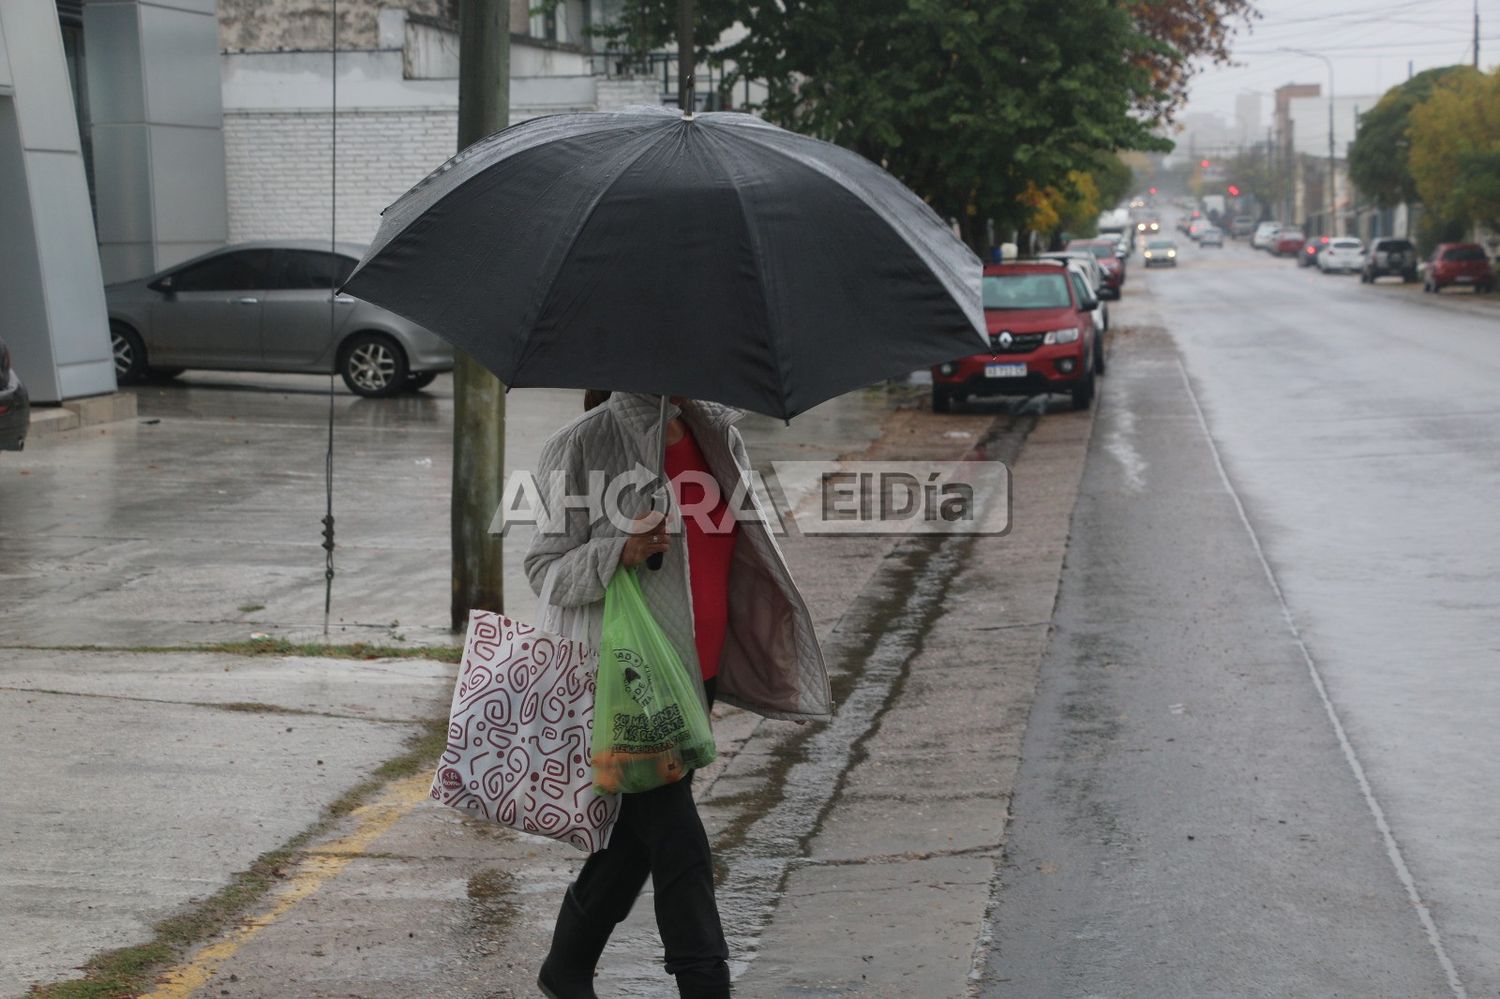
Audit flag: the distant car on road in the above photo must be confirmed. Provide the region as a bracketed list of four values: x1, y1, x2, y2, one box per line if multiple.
[1318, 238, 1364, 274]
[1361, 238, 1420, 284]
[1065, 239, 1125, 298]
[1135, 218, 1163, 236]
[0, 335, 29, 452]
[1143, 239, 1178, 267]
[1198, 226, 1224, 247]
[1251, 222, 1281, 250]
[931, 261, 1099, 413]
[1231, 216, 1257, 238]
[1424, 243, 1495, 293]
[1272, 229, 1306, 257]
[1298, 235, 1331, 267]
[104, 241, 455, 398]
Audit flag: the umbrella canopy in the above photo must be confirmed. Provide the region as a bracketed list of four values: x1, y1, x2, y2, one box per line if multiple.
[343, 106, 986, 421]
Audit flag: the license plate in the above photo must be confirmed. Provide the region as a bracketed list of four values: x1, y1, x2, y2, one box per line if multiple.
[1456, 275, 1475, 283]
[985, 363, 1027, 378]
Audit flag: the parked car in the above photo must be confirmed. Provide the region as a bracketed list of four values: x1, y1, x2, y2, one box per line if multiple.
[1361, 238, 1420, 283]
[1424, 243, 1495, 293]
[1187, 219, 1212, 241]
[1272, 229, 1306, 257]
[1198, 226, 1224, 247]
[1231, 216, 1258, 238]
[0, 335, 29, 452]
[931, 261, 1098, 413]
[1037, 249, 1106, 299]
[1318, 238, 1364, 274]
[1065, 239, 1125, 297]
[1251, 222, 1282, 250]
[1142, 238, 1178, 267]
[104, 241, 455, 397]
[1298, 235, 1331, 267]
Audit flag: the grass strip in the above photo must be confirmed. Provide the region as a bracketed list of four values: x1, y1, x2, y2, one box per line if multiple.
[29, 717, 448, 998]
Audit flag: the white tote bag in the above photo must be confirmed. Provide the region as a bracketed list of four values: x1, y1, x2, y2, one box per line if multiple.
[430, 564, 620, 852]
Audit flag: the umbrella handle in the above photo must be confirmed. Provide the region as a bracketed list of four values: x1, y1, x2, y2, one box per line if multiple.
[646, 490, 665, 571]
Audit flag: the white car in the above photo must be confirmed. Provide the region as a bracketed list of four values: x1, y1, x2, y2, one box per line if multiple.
[1251, 222, 1281, 251]
[1318, 237, 1364, 273]
[1036, 253, 1110, 335]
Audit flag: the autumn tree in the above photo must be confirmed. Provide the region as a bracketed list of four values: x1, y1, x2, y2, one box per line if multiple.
[587, 0, 1254, 249]
[1408, 68, 1500, 234]
[1348, 65, 1475, 210]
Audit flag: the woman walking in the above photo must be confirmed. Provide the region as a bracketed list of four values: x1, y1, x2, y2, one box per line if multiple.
[525, 391, 831, 999]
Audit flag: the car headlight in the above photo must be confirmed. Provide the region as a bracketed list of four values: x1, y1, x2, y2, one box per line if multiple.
[939, 362, 956, 375]
[1043, 328, 1080, 345]
[1167, 250, 1177, 258]
[1144, 250, 1153, 258]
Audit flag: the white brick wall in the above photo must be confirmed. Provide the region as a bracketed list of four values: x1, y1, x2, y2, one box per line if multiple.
[224, 109, 459, 245]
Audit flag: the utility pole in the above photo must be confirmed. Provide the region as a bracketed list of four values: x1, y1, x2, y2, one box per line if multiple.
[1475, 0, 1481, 69]
[452, 0, 509, 630]
[678, 0, 696, 112]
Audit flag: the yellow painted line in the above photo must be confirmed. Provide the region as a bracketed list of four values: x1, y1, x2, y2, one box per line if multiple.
[141, 773, 431, 999]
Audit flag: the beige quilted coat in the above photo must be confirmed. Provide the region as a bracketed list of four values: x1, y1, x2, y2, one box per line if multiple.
[523, 392, 832, 722]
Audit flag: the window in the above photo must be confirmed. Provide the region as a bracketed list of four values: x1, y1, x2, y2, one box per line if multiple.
[170, 250, 275, 292]
[983, 272, 1072, 310]
[274, 251, 358, 290]
[1442, 246, 1486, 262]
[1069, 272, 1093, 306]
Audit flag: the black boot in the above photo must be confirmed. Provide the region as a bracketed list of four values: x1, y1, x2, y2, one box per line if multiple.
[675, 961, 731, 999]
[537, 887, 611, 999]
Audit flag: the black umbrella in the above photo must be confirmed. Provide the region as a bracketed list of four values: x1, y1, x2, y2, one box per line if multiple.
[342, 106, 986, 422]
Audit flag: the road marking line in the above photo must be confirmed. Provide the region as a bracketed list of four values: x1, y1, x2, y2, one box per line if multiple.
[1177, 358, 1468, 999]
[140, 773, 431, 999]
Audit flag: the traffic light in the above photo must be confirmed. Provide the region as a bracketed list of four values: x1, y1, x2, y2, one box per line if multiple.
[1200, 159, 1211, 169]
[1227, 184, 1241, 197]
[1148, 186, 1158, 195]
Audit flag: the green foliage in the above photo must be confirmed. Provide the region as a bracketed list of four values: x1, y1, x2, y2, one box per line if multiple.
[1408, 69, 1500, 233]
[595, 0, 1191, 245]
[1348, 65, 1475, 209]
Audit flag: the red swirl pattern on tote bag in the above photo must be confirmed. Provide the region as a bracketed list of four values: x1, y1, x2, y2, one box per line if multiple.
[430, 610, 619, 853]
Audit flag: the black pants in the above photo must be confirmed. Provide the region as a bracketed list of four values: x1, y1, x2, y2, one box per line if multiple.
[569, 677, 727, 986]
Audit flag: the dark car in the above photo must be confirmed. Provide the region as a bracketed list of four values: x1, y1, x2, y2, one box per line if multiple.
[0, 335, 30, 452]
[1361, 238, 1420, 283]
[105, 241, 454, 397]
[1424, 243, 1495, 293]
[930, 261, 1098, 412]
[1066, 239, 1125, 297]
[1298, 235, 1331, 267]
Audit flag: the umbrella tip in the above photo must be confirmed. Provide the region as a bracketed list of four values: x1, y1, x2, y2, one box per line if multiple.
[681, 111, 697, 122]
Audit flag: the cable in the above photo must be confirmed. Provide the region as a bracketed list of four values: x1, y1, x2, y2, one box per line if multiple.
[322, 0, 338, 634]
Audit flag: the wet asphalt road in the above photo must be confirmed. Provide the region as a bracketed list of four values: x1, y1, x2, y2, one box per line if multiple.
[985, 239, 1497, 997]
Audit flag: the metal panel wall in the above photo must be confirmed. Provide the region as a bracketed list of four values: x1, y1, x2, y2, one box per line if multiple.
[0, 0, 115, 403]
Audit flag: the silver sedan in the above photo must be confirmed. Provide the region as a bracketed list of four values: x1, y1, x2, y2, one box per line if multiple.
[104, 241, 454, 397]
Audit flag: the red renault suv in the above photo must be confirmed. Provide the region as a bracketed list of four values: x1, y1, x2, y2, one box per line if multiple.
[1424, 243, 1495, 293]
[931, 261, 1099, 412]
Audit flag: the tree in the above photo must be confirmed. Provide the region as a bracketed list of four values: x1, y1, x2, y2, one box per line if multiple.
[1408, 68, 1500, 234]
[1348, 65, 1474, 209]
[591, 0, 1183, 248]
[1125, 0, 1259, 123]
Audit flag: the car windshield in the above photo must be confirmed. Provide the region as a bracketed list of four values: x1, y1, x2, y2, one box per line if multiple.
[1072, 243, 1114, 259]
[1331, 239, 1362, 249]
[1147, 240, 1175, 250]
[982, 272, 1072, 310]
[1381, 241, 1414, 251]
[1281, 231, 1304, 241]
[1443, 246, 1486, 261]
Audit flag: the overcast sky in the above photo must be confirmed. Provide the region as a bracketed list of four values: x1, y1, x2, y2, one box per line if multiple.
[1185, 0, 1498, 122]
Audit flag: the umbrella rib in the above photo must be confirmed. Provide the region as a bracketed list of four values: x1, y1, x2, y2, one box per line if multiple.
[700, 131, 790, 422]
[510, 133, 670, 378]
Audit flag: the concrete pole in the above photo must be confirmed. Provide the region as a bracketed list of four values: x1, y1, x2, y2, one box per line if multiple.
[678, 0, 696, 112]
[452, 0, 510, 629]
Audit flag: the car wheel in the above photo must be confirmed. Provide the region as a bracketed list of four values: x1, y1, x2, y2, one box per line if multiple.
[408, 371, 439, 390]
[1094, 335, 1107, 376]
[1070, 369, 1095, 411]
[1402, 270, 1418, 283]
[110, 322, 149, 385]
[339, 333, 409, 398]
[931, 385, 953, 414]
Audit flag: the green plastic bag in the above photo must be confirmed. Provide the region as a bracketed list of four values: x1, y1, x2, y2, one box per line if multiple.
[591, 567, 717, 795]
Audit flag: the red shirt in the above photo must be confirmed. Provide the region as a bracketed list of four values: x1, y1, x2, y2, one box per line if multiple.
[665, 428, 739, 681]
